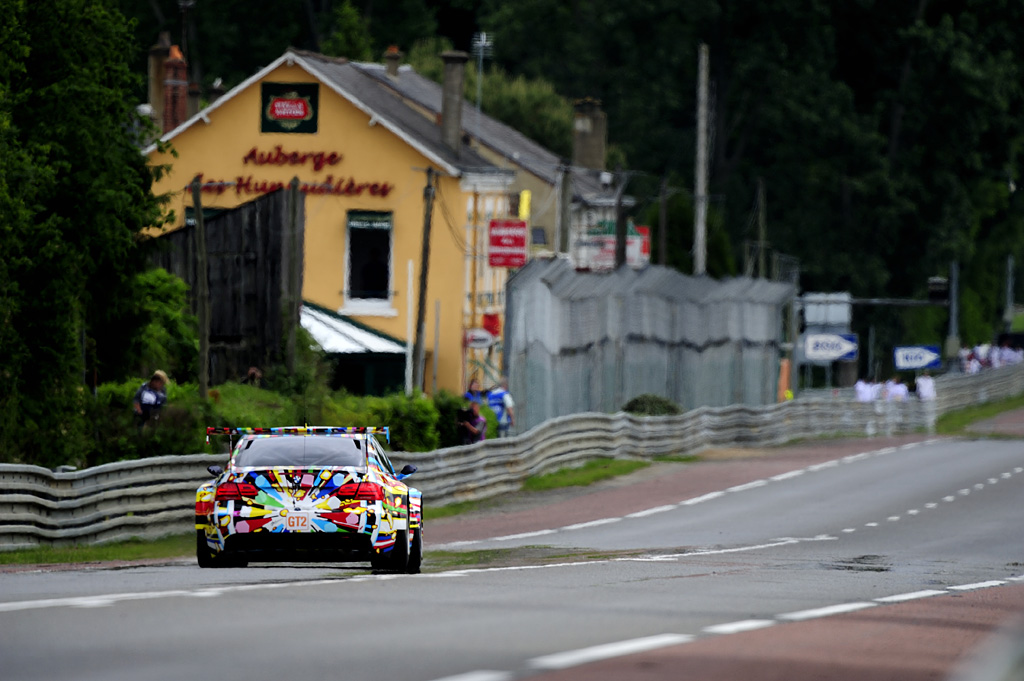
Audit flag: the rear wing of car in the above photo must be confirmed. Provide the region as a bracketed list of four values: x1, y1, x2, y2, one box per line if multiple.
[206, 426, 390, 447]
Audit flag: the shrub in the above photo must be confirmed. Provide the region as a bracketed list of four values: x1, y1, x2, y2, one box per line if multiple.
[622, 394, 682, 416]
[432, 389, 466, 448]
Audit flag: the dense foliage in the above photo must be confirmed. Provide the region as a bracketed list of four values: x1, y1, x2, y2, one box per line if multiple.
[0, 0, 169, 463]
[623, 394, 682, 417]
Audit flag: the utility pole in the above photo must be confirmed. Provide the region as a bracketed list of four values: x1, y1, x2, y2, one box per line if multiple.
[693, 43, 710, 276]
[1004, 255, 1015, 333]
[945, 260, 960, 360]
[190, 176, 209, 400]
[285, 177, 301, 375]
[614, 168, 628, 268]
[757, 177, 767, 278]
[658, 176, 668, 266]
[558, 163, 573, 253]
[412, 168, 436, 392]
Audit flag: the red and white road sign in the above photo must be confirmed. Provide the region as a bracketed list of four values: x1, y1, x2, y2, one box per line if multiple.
[488, 219, 528, 268]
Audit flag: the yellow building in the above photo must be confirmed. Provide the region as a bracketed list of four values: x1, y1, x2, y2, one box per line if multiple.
[146, 49, 514, 395]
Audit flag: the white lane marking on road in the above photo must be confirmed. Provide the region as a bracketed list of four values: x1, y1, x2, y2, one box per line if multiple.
[943, 496, 956, 502]
[842, 528, 856, 533]
[778, 602, 877, 621]
[989, 478, 999, 484]
[704, 619, 775, 635]
[974, 483, 985, 490]
[865, 522, 879, 527]
[626, 505, 677, 518]
[1003, 472, 1013, 479]
[875, 447, 897, 455]
[528, 634, 693, 670]
[771, 470, 805, 481]
[900, 443, 920, 450]
[560, 518, 621, 531]
[843, 453, 870, 463]
[888, 516, 900, 522]
[907, 509, 919, 515]
[682, 491, 725, 505]
[491, 529, 558, 542]
[958, 489, 971, 496]
[875, 590, 947, 603]
[808, 461, 839, 471]
[1008, 575, 1024, 582]
[428, 671, 513, 681]
[948, 580, 1006, 591]
[1016, 468, 1023, 474]
[728, 480, 767, 492]
[925, 503, 938, 508]
[442, 540, 482, 548]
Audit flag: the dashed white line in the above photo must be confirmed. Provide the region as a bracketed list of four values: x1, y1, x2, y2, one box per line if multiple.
[865, 522, 879, 527]
[887, 516, 900, 522]
[925, 503, 938, 508]
[875, 590, 947, 603]
[528, 634, 693, 670]
[704, 619, 775, 635]
[771, 470, 805, 481]
[949, 580, 1006, 591]
[1002, 472, 1013, 479]
[907, 509, 919, 515]
[560, 518, 621, 531]
[958, 489, 971, 496]
[728, 480, 767, 492]
[808, 461, 839, 471]
[490, 529, 558, 542]
[943, 496, 956, 502]
[1015, 468, 1023, 474]
[974, 484, 985, 490]
[778, 602, 877, 621]
[876, 447, 897, 455]
[988, 478, 999, 484]
[842, 528, 856, 533]
[428, 672, 513, 681]
[626, 504, 677, 518]
[682, 491, 725, 505]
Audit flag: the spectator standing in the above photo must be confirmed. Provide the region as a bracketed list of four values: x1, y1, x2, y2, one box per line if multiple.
[915, 371, 936, 401]
[457, 400, 486, 445]
[133, 370, 168, 427]
[464, 377, 484, 404]
[854, 378, 874, 402]
[487, 377, 516, 437]
[886, 376, 909, 402]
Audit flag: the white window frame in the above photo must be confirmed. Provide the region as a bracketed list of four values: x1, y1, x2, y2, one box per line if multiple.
[340, 210, 397, 317]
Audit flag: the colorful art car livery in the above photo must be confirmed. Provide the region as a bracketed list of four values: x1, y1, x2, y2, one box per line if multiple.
[195, 426, 422, 573]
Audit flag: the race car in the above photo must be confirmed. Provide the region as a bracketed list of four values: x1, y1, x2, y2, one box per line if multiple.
[196, 426, 422, 573]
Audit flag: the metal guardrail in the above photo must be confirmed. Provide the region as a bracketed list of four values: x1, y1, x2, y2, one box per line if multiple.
[2, 364, 1023, 551]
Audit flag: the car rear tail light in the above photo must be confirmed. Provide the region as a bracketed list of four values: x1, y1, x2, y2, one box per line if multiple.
[333, 482, 384, 502]
[215, 482, 260, 500]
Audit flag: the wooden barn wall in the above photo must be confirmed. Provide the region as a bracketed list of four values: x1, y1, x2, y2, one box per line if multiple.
[150, 189, 305, 385]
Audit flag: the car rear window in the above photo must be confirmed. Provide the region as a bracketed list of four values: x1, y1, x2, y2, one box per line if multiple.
[232, 436, 366, 468]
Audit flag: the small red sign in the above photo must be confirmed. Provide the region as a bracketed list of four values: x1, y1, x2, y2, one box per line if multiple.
[488, 219, 528, 268]
[269, 97, 311, 120]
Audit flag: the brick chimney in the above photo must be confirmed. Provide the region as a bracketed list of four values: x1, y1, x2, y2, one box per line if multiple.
[384, 45, 402, 78]
[147, 32, 171, 128]
[163, 45, 188, 133]
[572, 98, 607, 170]
[440, 51, 468, 156]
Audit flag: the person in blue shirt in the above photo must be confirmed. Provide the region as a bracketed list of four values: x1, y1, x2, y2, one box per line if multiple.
[464, 377, 484, 404]
[133, 370, 168, 428]
[487, 377, 515, 438]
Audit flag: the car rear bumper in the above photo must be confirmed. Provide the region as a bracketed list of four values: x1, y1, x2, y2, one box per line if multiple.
[223, 531, 376, 562]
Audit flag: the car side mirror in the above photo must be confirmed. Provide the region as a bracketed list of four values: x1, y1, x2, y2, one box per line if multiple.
[207, 465, 223, 477]
[396, 464, 417, 480]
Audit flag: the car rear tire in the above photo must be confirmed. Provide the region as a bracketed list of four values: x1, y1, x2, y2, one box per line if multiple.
[197, 530, 248, 568]
[406, 524, 422, 574]
[372, 526, 410, 573]
[196, 530, 216, 568]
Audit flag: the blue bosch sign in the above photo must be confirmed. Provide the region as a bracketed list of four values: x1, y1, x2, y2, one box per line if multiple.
[893, 345, 942, 371]
[804, 333, 858, 362]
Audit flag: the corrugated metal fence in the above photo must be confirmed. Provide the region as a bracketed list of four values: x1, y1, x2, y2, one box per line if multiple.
[505, 259, 794, 433]
[2, 364, 1022, 551]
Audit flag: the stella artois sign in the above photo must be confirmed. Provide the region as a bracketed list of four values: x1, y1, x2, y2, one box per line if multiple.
[261, 82, 318, 134]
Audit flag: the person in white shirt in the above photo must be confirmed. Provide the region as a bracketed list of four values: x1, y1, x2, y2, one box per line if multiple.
[854, 378, 874, 402]
[915, 371, 936, 401]
[886, 376, 909, 401]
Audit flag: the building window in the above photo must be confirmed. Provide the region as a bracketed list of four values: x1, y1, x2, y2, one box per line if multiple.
[345, 211, 393, 311]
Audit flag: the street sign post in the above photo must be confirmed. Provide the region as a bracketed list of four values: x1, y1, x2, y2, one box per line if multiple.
[893, 345, 942, 371]
[804, 333, 858, 362]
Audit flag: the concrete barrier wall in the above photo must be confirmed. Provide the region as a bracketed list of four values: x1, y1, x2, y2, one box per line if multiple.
[2, 364, 1022, 551]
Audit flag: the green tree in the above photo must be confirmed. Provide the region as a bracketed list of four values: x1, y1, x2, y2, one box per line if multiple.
[0, 0, 167, 465]
[321, 0, 373, 61]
